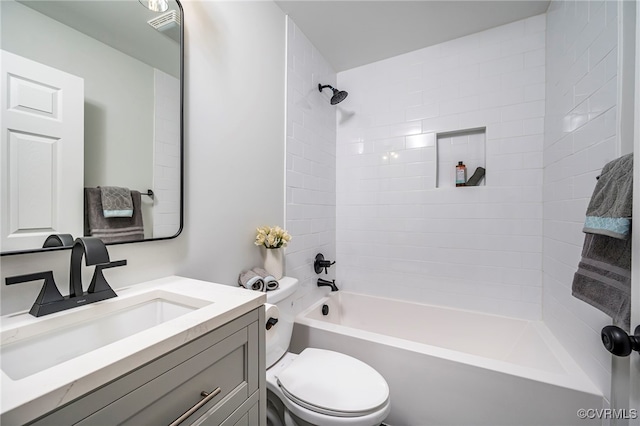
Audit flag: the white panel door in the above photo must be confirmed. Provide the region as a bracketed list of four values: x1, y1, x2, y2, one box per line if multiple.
[1, 50, 84, 252]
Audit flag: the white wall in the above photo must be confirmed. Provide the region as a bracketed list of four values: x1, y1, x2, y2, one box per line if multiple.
[176, 1, 286, 285]
[543, 0, 620, 400]
[284, 18, 337, 313]
[336, 15, 546, 320]
[0, 1, 286, 314]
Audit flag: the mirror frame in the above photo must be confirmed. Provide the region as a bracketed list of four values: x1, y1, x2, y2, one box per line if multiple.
[1, 0, 184, 257]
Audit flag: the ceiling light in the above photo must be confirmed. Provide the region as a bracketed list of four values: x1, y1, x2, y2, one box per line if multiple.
[139, 0, 169, 13]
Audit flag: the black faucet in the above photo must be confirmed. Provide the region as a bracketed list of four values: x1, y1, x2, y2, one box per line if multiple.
[317, 278, 339, 292]
[70, 237, 111, 298]
[5, 237, 125, 317]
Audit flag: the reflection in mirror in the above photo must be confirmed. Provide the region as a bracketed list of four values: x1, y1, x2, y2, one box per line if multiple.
[0, 0, 183, 255]
[42, 234, 75, 248]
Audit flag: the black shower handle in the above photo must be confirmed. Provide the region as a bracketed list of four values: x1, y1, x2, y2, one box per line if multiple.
[314, 253, 335, 274]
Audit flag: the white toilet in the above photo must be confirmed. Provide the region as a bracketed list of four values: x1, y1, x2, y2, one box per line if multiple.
[265, 277, 390, 426]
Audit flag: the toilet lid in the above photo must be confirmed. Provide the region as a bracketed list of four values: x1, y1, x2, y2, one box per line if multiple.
[276, 348, 389, 417]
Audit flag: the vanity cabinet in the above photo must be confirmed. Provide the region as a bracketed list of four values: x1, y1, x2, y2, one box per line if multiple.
[27, 307, 265, 426]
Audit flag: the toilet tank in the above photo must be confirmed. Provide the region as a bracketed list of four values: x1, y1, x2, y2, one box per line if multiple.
[265, 277, 299, 368]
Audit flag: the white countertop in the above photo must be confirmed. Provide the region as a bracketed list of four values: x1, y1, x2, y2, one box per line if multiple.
[0, 276, 266, 425]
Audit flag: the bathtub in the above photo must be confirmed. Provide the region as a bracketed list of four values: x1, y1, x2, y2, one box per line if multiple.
[291, 292, 604, 426]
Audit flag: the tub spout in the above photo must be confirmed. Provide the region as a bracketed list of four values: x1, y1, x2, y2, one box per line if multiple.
[317, 278, 339, 292]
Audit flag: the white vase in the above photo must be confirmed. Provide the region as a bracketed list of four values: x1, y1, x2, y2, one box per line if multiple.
[263, 247, 284, 279]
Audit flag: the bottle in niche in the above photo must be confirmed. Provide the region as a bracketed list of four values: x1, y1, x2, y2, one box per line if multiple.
[456, 161, 467, 187]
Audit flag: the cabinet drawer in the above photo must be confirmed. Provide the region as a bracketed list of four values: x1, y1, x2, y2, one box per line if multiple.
[79, 328, 248, 425]
[194, 390, 259, 426]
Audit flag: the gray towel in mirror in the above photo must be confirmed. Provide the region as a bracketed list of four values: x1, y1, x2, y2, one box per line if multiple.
[100, 186, 134, 218]
[85, 188, 144, 243]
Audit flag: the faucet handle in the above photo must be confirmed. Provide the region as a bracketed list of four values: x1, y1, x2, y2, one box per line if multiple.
[6, 271, 64, 316]
[88, 260, 126, 294]
[42, 234, 74, 248]
[314, 253, 336, 274]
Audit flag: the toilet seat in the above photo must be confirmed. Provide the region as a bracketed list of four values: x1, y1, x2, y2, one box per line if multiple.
[275, 348, 389, 418]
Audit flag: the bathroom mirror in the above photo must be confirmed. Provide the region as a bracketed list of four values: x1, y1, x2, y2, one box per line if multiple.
[0, 0, 183, 255]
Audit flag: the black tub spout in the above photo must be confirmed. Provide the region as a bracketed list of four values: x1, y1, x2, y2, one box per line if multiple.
[317, 278, 339, 292]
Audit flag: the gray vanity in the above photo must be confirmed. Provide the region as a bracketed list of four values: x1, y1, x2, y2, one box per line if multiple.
[29, 310, 262, 426]
[1, 277, 267, 426]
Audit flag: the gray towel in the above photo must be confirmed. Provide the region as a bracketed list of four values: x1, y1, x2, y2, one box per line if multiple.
[85, 188, 144, 243]
[238, 269, 264, 291]
[100, 186, 134, 218]
[583, 153, 633, 238]
[572, 233, 631, 330]
[252, 267, 279, 291]
[572, 154, 633, 331]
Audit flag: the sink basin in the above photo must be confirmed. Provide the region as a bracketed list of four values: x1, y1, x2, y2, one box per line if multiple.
[1, 291, 208, 380]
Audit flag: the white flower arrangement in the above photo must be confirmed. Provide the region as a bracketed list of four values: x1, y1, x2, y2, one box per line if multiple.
[254, 225, 292, 249]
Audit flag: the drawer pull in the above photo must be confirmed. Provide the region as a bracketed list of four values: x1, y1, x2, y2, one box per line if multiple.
[168, 387, 221, 426]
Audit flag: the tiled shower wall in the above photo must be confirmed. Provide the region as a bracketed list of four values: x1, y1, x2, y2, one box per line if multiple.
[543, 0, 619, 399]
[153, 69, 181, 239]
[284, 17, 337, 311]
[335, 15, 546, 320]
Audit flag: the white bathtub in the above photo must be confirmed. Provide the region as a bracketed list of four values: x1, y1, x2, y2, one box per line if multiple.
[291, 292, 604, 426]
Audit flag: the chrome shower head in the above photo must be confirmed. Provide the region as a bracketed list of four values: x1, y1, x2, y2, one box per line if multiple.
[318, 84, 348, 105]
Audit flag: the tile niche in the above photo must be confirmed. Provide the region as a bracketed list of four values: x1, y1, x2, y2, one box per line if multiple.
[436, 127, 486, 188]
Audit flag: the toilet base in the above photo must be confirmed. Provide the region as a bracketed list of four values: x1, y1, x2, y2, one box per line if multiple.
[267, 390, 372, 426]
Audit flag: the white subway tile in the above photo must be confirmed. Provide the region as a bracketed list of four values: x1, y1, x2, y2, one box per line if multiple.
[374, 109, 405, 127]
[501, 32, 545, 57]
[588, 77, 616, 119]
[406, 103, 439, 122]
[501, 65, 545, 89]
[479, 54, 524, 77]
[501, 100, 545, 122]
[373, 137, 406, 153]
[406, 133, 436, 149]
[440, 95, 480, 115]
[494, 120, 524, 139]
[422, 115, 461, 133]
[525, 48, 545, 69]
[574, 59, 606, 105]
[524, 83, 545, 102]
[388, 121, 423, 138]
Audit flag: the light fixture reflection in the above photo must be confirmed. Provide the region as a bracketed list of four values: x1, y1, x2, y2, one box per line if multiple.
[139, 0, 169, 13]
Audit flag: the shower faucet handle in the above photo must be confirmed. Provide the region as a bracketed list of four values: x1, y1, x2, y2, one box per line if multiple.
[314, 253, 335, 274]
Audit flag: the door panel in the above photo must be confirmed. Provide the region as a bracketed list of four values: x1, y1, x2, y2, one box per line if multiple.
[1, 50, 84, 251]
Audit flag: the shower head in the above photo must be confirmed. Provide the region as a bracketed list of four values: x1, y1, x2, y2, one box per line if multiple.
[318, 84, 348, 105]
